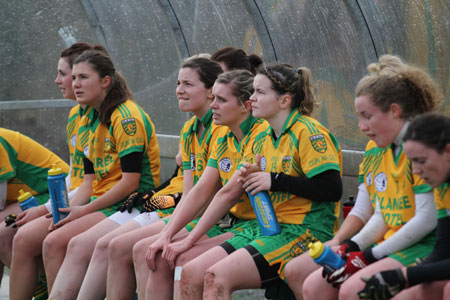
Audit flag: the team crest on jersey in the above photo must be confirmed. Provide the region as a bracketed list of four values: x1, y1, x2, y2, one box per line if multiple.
[219, 158, 232, 173]
[190, 153, 196, 170]
[309, 134, 327, 153]
[83, 145, 89, 157]
[70, 134, 77, 147]
[260, 156, 267, 171]
[282, 156, 291, 173]
[375, 172, 387, 192]
[366, 171, 373, 186]
[121, 118, 137, 136]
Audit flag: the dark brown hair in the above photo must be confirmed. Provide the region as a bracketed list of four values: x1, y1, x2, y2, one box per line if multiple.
[256, 64, 316, 115]
[60, 42, 109, 68]
[74, 50, 131, 126]
[211, 47, 263, 75]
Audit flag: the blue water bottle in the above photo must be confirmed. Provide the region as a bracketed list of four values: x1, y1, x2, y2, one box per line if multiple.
[309, 241, 345, 272]
[17, 189, 39, 211]
[48, 164, 69, 224]
[247, 191, 281, 236]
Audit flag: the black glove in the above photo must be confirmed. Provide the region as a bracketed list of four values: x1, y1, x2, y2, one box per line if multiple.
[358, 268, 406, 300]
[118, 191, 155, 213]
[5, 214, 17, 227]
[142, 192, 181, 213]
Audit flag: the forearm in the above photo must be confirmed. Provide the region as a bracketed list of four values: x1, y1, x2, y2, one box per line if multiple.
[270, 170, 342, 202]
[69, 176, 93, 206]
[185, 173, 244, 245]
[371, 192, 436, 259]
[407, 258, 450, 286]
[331, 215, 365, 245]
[83, 173, 140, 214]
[162, 167, 221, 239]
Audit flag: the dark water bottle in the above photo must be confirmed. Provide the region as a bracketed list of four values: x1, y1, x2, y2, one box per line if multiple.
[48, 164, 69, 224]
[17, 189, 39, 211]
[247, 191, 281, 236]
[309, 241, 345, 272]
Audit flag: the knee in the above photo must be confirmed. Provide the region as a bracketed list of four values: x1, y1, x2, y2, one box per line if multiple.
[12, 229, 33, 253]
[92, 235, 110, 259]
[109, 236, 130, 261]
[132, 241, 147, 265]
[64, 235, 90, 261]
[181, 260, 204, 287]
[42, 232, 65, 256]
[204, 266, 226, 296]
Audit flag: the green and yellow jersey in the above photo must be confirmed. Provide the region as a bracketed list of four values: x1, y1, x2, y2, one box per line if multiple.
[435, 182, 450, 219]
[207, 115, 270, 220]
[85, 100, 160, 199]
[0, 128, 69, 204]
[66, 105, 95, 190]
[181, 109, 223, 185]
[251, 110, 342, 234]
[358, 140, 432, 240]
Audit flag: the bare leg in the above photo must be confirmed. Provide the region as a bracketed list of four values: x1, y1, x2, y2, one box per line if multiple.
[203, 247, 262, 300]
[76, 220, 141, 300]
[339, 257, 404, 300]
[178, 246, 229, 300]
[302, 267, 338, 300]
[443, 280, 450, 300]
[42, 211, 105, 293]
[49, 217, 119, 300]
[411, 281, 447, 300]
[170, 233, 233, 300]
[106, 220, 166, 300]
[0, 202, 21, 267]
[10, 216, 51, 300]
[285, 250, 322, 299]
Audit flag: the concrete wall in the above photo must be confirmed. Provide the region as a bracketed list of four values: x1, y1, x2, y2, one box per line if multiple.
[1, 0, 449, 198]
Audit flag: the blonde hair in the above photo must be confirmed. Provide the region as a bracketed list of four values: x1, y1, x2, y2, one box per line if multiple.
[355, 55, 443, 119]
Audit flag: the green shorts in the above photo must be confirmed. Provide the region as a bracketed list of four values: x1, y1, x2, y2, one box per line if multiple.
[224, 220, 332, 280]
[388, 230, 436, 266]
[185, 218, 230, 238]
[157, 207, 175, 219]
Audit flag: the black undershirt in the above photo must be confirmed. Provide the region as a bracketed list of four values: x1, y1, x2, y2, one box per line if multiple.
[83, 151, 143, 175]
[407, 216, 450, 286]
[270, 169, 342, 202]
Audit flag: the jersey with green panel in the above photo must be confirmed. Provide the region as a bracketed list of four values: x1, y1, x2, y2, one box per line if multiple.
[85, 100, 160, 199]
[207, 115, 270, 220]
[358, 140, 432, 241]
[66, 105, 95, 190]
[0, 128, 69, 204]
[251, 110, 342, 235]
[434, 182, 450, 219]
[181, 110, 222, 185]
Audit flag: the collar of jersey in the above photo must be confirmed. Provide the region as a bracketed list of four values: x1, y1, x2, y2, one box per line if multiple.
[227, 114, 258, 153]
[268, 109, 301, 146]
[192, 109, 213, 144]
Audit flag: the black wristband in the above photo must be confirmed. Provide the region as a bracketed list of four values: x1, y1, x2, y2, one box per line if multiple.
[363, 247, 379, 264]
[343, 239, 361, 252]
